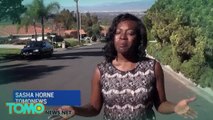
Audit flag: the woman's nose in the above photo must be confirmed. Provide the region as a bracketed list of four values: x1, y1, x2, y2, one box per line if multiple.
[120, 32, 127, 40]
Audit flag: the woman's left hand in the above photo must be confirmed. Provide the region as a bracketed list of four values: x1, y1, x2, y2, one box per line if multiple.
[174, 97, 197, 119]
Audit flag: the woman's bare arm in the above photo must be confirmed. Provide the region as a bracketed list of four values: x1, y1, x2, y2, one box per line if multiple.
[153, 61, 196, 119]
[73, 67, 103, 116]
[50, 67, 103, 120]
[153, 61, 176, 114]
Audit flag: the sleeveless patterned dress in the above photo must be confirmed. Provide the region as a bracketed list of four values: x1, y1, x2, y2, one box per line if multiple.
[97, 58, 156, 120]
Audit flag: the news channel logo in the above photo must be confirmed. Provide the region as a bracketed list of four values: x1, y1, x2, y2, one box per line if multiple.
[5, 102, 45, 115]
[5, 102, 74, 116]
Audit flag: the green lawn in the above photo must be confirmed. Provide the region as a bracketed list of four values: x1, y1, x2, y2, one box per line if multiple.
[0, 48, 21, 60]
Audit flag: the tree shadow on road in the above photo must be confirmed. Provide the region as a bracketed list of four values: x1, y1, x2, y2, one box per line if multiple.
[0, 63, 26, 69]
[0, 65, 65, 84]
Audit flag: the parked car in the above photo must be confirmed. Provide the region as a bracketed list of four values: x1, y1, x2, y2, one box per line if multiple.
[20, 41, 53, 58]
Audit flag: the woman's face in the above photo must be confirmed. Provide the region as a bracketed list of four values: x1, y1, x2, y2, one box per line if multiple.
[114, 20, 137, 54]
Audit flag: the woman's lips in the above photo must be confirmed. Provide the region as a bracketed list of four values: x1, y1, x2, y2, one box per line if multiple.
[119, 44, 128, 48]
[119, 44, 128, 50]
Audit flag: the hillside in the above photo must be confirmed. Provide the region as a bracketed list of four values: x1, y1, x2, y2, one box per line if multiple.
[144, 0, 213, 89]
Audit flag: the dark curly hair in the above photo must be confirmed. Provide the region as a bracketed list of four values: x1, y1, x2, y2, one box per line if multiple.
[103, 13, 148, 62]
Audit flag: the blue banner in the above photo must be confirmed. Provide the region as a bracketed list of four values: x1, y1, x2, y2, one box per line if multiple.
[13, 90, 81, 106]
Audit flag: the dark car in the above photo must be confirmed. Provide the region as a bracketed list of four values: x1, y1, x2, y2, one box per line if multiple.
[20, 41, 53, 58]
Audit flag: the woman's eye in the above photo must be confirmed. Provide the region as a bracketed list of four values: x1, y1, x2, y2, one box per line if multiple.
[127, 31, 135, 35]
[115, 30, 121, 34]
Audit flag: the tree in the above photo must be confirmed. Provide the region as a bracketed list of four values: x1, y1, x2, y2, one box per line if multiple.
[21, 0, 60, 41]
[145, 0, 213, 88]
[18, 4, 38, 41]
[0, 0, 26, 23]
[55, 9, 76, 30]
[80, 12, 101, 40]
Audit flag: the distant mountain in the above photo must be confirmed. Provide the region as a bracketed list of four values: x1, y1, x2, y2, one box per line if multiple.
[62, 1, 154, 12]
[90, 11, 145, 24]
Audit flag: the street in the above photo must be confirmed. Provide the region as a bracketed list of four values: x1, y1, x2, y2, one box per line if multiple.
[0, 43, 213, 120]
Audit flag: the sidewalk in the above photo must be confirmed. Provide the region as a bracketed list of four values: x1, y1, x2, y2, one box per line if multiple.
[54, 42, 98, 52]
[0, 44, 24, 49]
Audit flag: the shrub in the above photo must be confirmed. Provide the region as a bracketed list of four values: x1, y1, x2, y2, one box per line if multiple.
[64, 39, 79, 48]
[199, 67, 213, 89]
[148, 44, 173, 65]
[180, 55, 204, 83]
[158, 45, 173, 65]
[146, 42, 156, 56]
[170, 55, 181, 72]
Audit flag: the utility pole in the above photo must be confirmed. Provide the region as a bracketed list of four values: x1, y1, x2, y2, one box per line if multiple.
[74, 0, 80, 45]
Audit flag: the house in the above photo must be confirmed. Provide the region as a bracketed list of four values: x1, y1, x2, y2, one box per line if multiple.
[0, 25, 51, 41]
[64, 29, 87, 38]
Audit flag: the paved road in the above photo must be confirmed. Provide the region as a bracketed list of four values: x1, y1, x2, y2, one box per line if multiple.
[0, 43, 213, 120]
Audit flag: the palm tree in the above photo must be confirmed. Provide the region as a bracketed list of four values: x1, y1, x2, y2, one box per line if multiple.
[19, 0, 60, 41]
[18, 5, 38, 41]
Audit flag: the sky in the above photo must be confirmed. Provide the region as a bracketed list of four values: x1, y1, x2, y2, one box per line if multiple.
[22, 0, 155, 12]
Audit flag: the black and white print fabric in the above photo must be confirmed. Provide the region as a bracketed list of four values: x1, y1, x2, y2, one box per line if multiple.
[97, 59, 156, 120]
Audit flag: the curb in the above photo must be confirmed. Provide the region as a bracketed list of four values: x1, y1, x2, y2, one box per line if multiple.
[54, 43, 97, 52]
[147, 55, 213, 104]
[163, 65, 213, 104]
